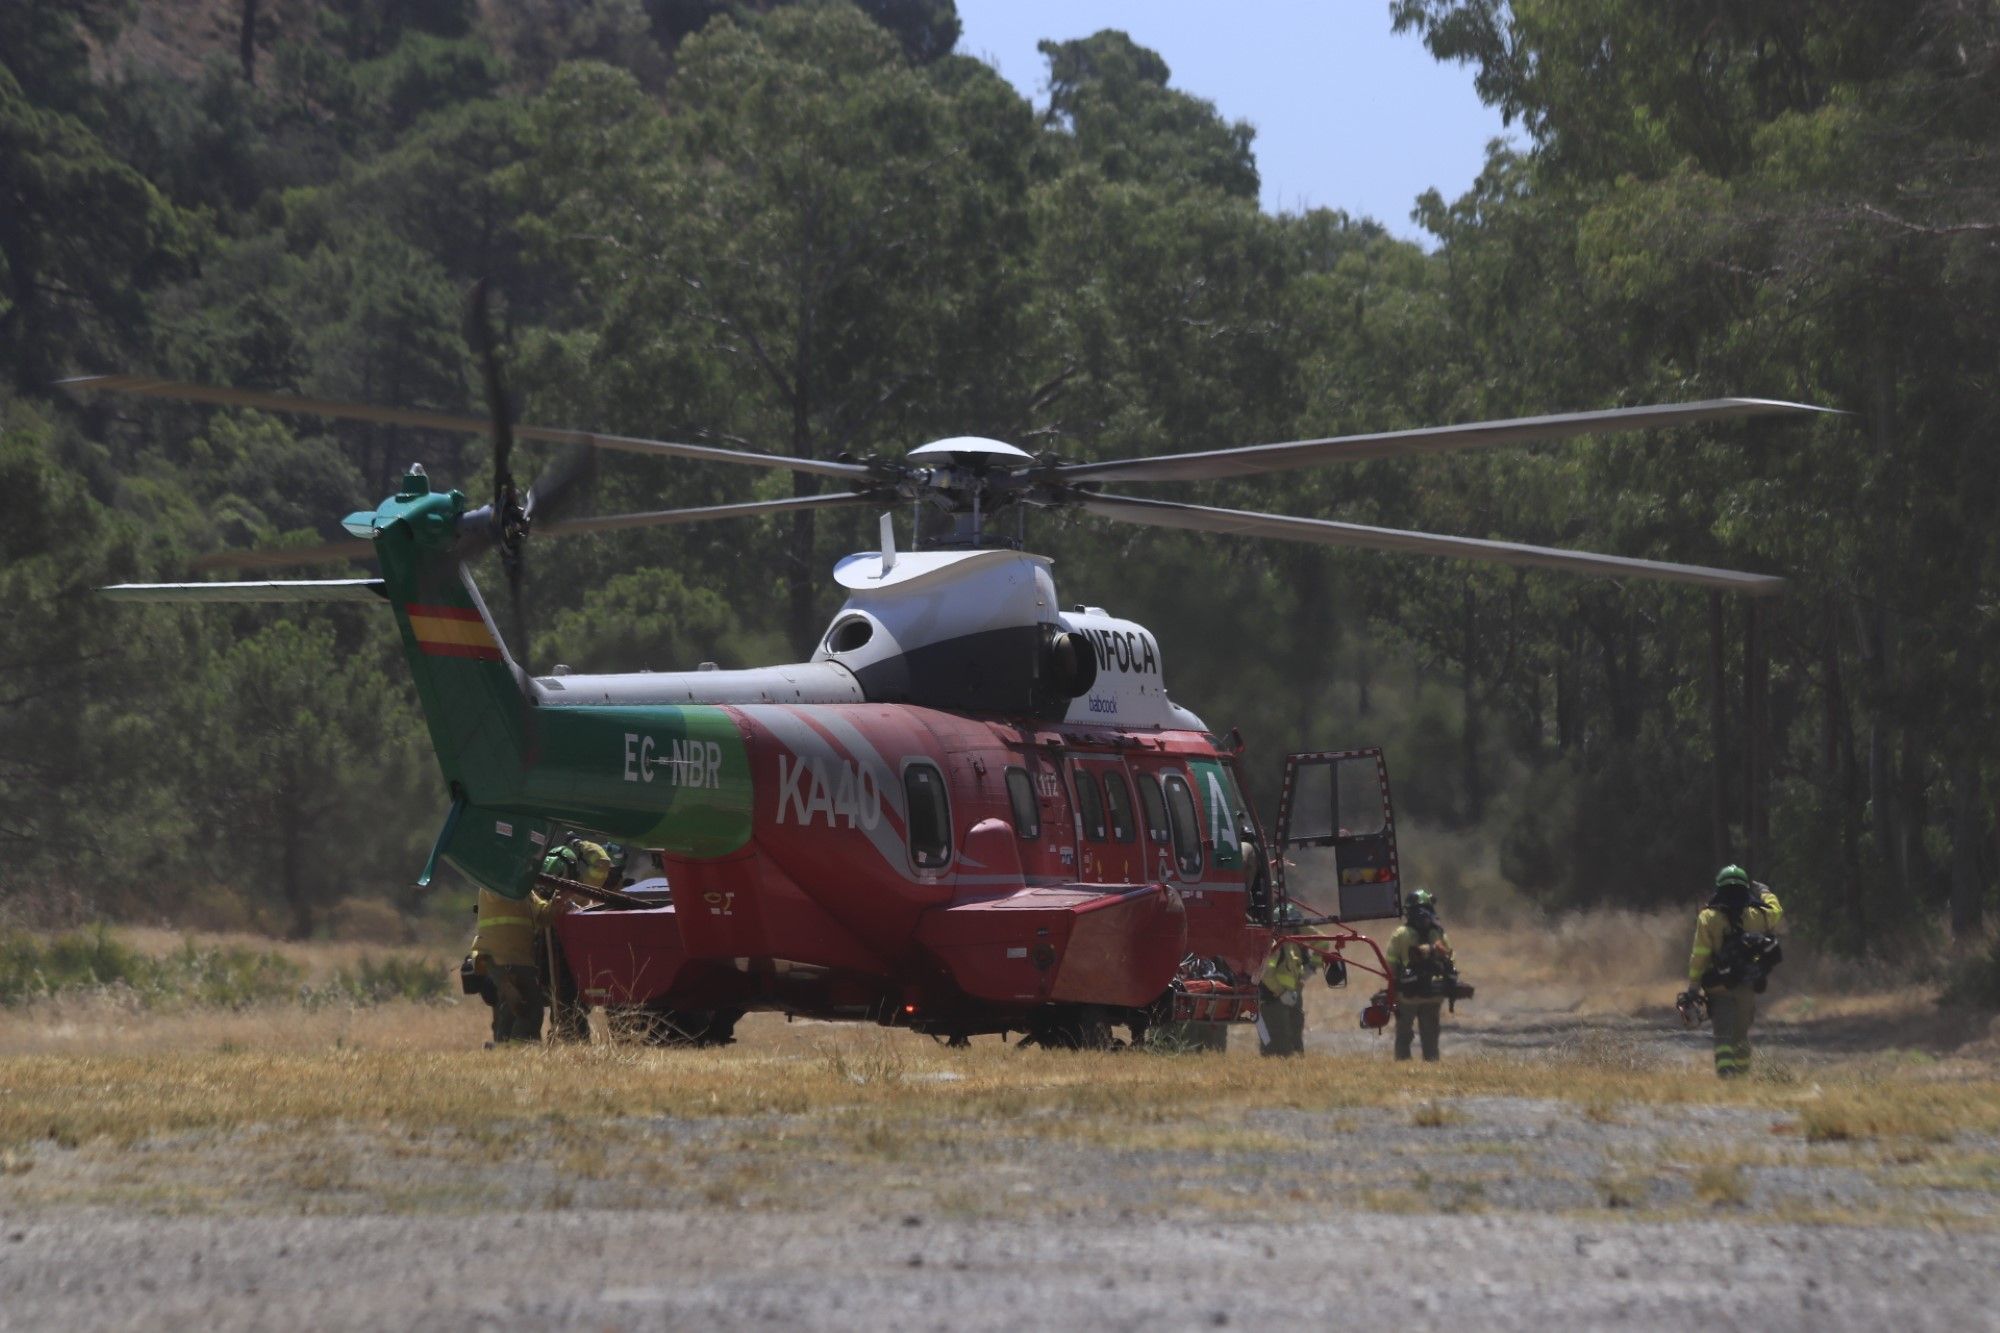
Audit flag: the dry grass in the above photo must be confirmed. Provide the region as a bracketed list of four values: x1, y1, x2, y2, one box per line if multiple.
[5, 1027, 2000, 1156]
[1411, 1099, 1463, 1128]
[1694, 1161, 1750, 1207]
[1798, 1090, 1967, 1144]
[0, 922, 1997, 1232]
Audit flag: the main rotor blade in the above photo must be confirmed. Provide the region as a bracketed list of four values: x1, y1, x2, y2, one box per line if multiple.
[537, 491, 878, 538]
[191, 536, 375, 573]
[100, 579, 388, 604]
[1078, 493, 1787, 595]
[188, 492, 872, 572]
[58, 374, 875, 481]
[1057, 399, 1834, 484]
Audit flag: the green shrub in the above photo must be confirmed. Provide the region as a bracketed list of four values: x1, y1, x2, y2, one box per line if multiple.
[321, 954, 452, 1004]
[1939, 940, 2000, 1010]
[0, 926, 297, 1007]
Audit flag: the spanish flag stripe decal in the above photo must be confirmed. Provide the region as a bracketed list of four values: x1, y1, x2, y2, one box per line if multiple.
[405, 603, 503, 660]
[405, 603, 484, 622]
[421, 639, 505, 661]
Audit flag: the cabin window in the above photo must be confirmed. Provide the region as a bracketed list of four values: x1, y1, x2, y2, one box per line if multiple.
[1071, 763, 1108, 842]
[1103, 771, 1136, 843]
[1005, 767, 1040, 840]
[904, 763, 952, 868]
[1162, 772, 1204, 875]
[1136, 772, 1170, 843]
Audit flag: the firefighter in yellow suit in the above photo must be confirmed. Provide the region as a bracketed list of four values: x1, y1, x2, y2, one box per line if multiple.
[543, 841, 612, 1042]
[1385, 888, 1453, 1062]
[1257, 905, 1311, 1056]
[1687, 865, 1783, 1078]
[468, 839, 592, 1046]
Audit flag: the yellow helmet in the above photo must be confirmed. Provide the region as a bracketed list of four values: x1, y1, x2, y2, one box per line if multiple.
[575, 841, 612, 887]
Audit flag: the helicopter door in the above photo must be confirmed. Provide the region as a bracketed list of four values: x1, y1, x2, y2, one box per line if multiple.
[1274, 748, 1400, 921]
[1012, 746, 1078, 881]
[1069, 755, 1144, 884]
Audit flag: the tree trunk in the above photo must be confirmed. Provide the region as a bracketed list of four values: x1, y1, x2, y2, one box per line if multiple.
[239, 0, 258, 84]
[786, 424, 820, 655]
[786, 305, 819, 656]
[1742, 597, 1769, 879]
[1856, 603, 1901, 887]
[1460, 587, 1482, 823]
[1711, 591, 1730, 865]
[1836, 636, 1867, 955]
[1588, 609, 1640, 743]
[1290, 553, 1332, 739]
[1949, 760, 1986, 939]
[1898, 725, 1931, 898]
[1554, 617, 1577, 754]
[283, 820, 311, 940]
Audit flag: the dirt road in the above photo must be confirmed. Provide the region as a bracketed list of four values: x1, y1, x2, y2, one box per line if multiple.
[4, 1205, 1995, 1332]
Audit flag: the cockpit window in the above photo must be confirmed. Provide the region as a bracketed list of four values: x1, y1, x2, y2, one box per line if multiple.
[1161, 772, 1203, 875]
[1136, 772, 1170, 843]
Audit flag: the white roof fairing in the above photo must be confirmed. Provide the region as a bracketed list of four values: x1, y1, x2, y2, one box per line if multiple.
[906, 436, 1034, 463]
[832, 547, 1034, 591]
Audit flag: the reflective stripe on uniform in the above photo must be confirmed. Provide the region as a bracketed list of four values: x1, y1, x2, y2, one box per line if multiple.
[481, 916, 532, 928]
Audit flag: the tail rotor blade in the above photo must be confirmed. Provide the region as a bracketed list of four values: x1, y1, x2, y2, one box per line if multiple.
[507, 557, 531, 675]
[523, 444, 597, 527]
[468, 279, 516, 511]
[469, 279, 534, 668]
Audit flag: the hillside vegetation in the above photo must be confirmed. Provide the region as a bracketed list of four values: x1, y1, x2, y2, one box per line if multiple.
[2, 1, 1996, 963]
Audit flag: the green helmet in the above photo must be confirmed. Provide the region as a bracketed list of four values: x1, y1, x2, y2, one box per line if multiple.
[1714, 864, 1750, 890]
[1408, 888, 1436, 910]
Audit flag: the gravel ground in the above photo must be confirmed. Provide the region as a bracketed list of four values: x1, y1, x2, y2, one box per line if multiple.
[3, 1205, 1995, 1332]
[6, 977, 1997, 1329]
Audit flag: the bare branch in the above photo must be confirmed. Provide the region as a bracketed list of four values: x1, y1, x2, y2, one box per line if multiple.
[1855, 202, 2000, 237]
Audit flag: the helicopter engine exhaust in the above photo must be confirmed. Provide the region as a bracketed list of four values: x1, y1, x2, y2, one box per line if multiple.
[1043, 628, 1098, 701]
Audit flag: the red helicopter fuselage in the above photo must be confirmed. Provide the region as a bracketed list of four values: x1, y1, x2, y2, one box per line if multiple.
[556, 702, 1274, 1039]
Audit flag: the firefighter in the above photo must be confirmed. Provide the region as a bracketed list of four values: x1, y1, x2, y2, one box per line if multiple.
[1684, 865, 1783, 1078]
[468, 878, 573, 1045]
[1385, 888, 1454, 1062]
[1256, 905, 1310, 1056]
[541, 839, 611, 1043]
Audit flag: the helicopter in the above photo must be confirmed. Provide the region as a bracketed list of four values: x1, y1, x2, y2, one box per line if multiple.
[70, 301, 1821, 1048]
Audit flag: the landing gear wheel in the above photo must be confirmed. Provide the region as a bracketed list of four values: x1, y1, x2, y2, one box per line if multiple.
[606, 1005, 743, 1047]
[1021, 1005, 1116, 1051]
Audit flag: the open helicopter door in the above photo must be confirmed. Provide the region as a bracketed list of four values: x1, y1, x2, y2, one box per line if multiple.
[1273, 748, 1401, 921]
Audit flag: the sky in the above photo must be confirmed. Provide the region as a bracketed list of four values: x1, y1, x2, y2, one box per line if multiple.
[952, 0, 1515, 243]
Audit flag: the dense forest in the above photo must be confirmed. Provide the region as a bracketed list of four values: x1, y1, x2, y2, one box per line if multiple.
[2, 0, 1995, 955]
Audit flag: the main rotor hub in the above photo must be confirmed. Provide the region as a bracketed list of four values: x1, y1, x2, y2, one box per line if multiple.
[901, 437, 1047, 548]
